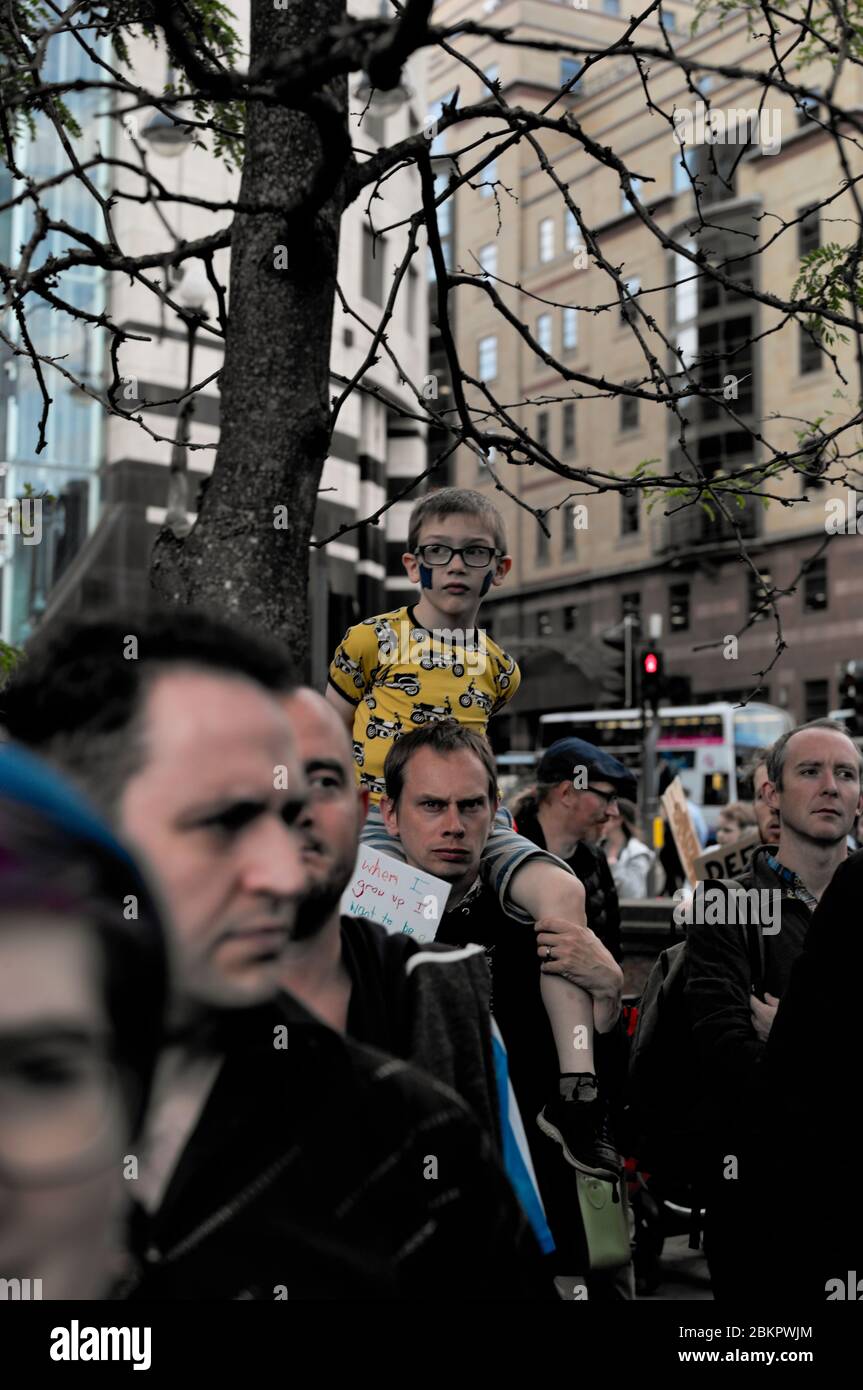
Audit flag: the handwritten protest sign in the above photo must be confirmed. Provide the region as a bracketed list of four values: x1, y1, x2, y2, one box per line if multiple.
[695, 828, 760, 882]
[340, 846, 452, 944]
[660, 775, 703, 887]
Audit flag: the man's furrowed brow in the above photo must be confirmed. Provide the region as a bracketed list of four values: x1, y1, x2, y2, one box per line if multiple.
[306, 758, 347, 781]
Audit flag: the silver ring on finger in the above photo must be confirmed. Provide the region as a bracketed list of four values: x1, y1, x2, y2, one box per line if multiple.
[545, 945, 553, 961]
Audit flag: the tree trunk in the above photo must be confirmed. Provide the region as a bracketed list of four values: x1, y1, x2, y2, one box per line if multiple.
[150, 0, 347, 673]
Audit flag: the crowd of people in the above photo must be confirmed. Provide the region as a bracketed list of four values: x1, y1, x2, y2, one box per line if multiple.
[0, 485, 858, 1303]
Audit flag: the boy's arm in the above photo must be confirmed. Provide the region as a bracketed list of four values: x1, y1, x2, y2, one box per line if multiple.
[325, 683, 357, 734]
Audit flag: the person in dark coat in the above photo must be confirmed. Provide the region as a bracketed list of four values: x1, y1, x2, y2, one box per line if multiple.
[684, 719, 862, 1300]
[764, 848, 863, 1300]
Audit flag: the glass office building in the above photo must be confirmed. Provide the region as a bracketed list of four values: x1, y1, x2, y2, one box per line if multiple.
[0, 31, 108, 644]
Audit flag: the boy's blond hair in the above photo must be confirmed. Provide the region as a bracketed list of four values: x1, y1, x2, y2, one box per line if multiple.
[407, 487, 507, 555]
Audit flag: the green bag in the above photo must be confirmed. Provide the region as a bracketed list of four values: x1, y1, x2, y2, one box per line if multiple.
[574, 1167, 631, 1272]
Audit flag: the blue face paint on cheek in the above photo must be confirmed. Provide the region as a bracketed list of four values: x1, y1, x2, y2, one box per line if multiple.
[480, 571, 494, 596]
[419, 563, 434, 590]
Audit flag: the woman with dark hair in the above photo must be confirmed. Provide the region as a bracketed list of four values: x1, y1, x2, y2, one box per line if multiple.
[602, 799, 654, 899]
[0, 744, 168, 1300]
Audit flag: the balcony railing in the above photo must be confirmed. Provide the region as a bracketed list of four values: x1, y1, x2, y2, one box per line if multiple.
[652, 492, 761, 554]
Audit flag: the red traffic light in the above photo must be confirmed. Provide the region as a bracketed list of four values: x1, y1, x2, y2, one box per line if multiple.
[643, 652, 659, 675]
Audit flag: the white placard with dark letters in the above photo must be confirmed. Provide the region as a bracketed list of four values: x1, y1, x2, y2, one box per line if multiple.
[340, 846, 452, 943]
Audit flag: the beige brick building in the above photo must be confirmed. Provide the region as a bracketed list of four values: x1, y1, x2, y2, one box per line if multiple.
[426, 0, 863, 747]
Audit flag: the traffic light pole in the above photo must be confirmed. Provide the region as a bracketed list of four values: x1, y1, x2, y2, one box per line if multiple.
[624, 613, 634, 708]
[642, 701, 661, 896]
[641, 614, 663, 896]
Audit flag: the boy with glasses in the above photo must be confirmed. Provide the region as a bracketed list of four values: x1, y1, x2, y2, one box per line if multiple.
[327, 488, 625, 1177]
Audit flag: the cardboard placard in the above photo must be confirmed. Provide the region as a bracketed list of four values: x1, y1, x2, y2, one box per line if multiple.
[340, 846, 452, 943]
[694, 828, 760, 882]
[660, 776, 703, 887]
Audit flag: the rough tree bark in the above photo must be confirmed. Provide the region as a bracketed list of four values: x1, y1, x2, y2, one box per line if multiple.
[150, 0, 347, 669]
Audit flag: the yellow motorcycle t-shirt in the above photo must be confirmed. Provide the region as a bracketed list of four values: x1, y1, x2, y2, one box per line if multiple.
[327, 605, 521, 802]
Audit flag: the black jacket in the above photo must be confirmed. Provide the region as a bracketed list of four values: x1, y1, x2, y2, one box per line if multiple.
[763, 850, 863, 1296]
[340, 917, 501, 1145]
[125, 993, 544, 1300]
[767, 847, 862, 1107]
[684, 846, 813, 1135]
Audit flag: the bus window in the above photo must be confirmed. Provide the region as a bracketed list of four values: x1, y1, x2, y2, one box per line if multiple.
[733, 707, 793, 750]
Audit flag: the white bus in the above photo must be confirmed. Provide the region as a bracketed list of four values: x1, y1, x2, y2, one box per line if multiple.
[537, 703, 794, 831]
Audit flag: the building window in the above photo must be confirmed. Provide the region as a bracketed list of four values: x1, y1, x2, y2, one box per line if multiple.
[798, 435, 827, 492]
[804, 679, 829, 722]
[537, 608, 553, 635]
[803, 554, 828, 611]
[602, 0, 621, 12]
[539, 217, 555, 263]
[659, 8, 677, 29]
[361, 225, 385, 305]
[564, 209, 580, 251]
[748, 567, 773, 622]
[482, 63, 500, 89]
[476, 445, 497, 478]
[621, 177, 643, 212]
[620, 385, 639, 431]
[621, 490, 640, 535]
[562, 306, 578, 352]
[796, 90, 822, 126]
[693, 140, 743, 205]
[798, 205, 820, 259]
[562, 401, 576, 453]
[478, 242, 497, 277]
[563, 501, 578, 554]
[669, 582, 690, 631]
[480, 156, 497, 196]
[800, 323, 823, 374]
[478, 335, 498, 379]
[537, 410, 550, 451]
[564, 604, 579, 631]
[536, 522, 551, 565]
[560, 58, 580, 88]
[620, 275, 641, 324]
[672, 151, 693, 194]
[537, 313, 553, 353]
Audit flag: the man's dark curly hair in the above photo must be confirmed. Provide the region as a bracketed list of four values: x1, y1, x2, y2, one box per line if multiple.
[1, 607, 296, 815]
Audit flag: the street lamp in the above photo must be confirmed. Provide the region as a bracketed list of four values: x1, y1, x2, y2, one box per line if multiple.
[352, 76, 414, 115]
[140, 108, 195, 157]
[141, 63, 195, 157]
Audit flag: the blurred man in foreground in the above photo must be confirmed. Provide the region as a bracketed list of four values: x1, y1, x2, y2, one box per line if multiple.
[0, 744, 167, 1301]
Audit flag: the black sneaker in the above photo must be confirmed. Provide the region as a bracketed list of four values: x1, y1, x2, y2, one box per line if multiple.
[537, 1096, 623, 1179]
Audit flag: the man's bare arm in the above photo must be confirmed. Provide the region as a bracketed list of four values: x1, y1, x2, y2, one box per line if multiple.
[509, 860, 623, 1028]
